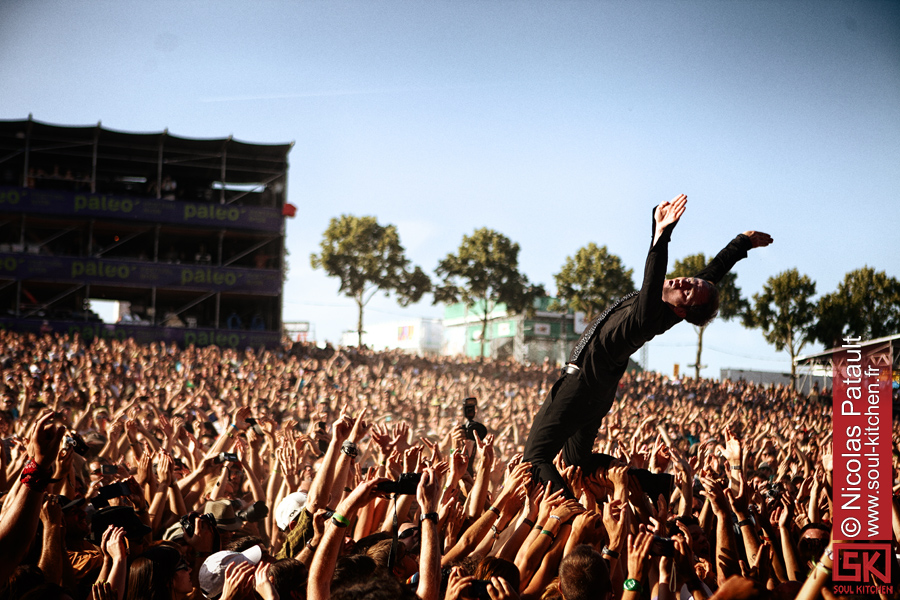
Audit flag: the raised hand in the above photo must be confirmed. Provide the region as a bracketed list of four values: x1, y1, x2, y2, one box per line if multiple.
[104, 526, 128, 562]
[28, 410, 64, 470]
[741, 231, 773, 248]
[371, 425, 393, 456]
[626, 531, 655, 583]
[654, 194, 688, 241]
[474, 432, 495, 466]
[253, 563, 278, 600]
[721, 426, 743, 472]
[603, 498, 631, 553]
[220, 561, 255, 600]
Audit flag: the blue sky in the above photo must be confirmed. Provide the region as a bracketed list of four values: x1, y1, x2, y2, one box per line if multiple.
[2, 0, 898, 378]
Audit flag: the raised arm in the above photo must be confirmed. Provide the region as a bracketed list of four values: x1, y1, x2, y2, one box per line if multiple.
[0, 411, 64, 582]
[652, 195, 688, 246]
[693, 230, 772, 285]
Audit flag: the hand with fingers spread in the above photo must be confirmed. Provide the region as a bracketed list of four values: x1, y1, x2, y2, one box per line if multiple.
[391, 421, 411, 452]
[220, 560, 256, 600]
[487, 575, 521, 600]
[536, 483, 566, 526]
[603, 498, 631, 555]
[444, 567, 474, 600]
[370, 424, 393, 457]
[625, 531, 655, 593]
[103, 526, 128, 563]
[653, 194, 688, 245]
[568, 509, 602, 548]
[254, 562, 279, 600]
[699, 474, 729, 516]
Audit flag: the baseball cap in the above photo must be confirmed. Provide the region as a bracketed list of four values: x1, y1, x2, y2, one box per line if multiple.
[274, 492, 307, 531]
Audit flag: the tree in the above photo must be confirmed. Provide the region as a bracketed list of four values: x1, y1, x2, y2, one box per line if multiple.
[551, 243, 635, 322]
[811, 267, 900, 349]
[310, 215, 430, 347]
[667, 253, 748, 379]
[434, 228, 544, 360]
[743, 268, 816, 388]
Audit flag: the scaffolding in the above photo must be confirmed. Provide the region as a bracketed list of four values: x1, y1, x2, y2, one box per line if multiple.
[0, 116, 293, 348]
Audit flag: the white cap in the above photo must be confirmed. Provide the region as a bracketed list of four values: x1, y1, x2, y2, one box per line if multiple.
[199, 546, 263, 598]
[274, 491, 307, 531]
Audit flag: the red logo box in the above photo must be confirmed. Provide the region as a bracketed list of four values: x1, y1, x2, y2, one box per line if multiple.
[833, 543, 892, 584]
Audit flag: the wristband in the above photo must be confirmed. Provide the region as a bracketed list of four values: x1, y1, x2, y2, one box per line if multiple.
[21, 459, 58, 491]
[331, 513, 350, 527]
[491, 524, 501, 538]
[305, 539, 317, 551]
[539, 529, 555, 541]
[736, 517, 754, 528]
[522, 518, 535, 529]
[813, 561, 832, 575]
[601, 546, 620, 559]
[340, 441, 358, 458]
[549, 514, 562, 521]
[420, 512, 438, 524]
[623, 579, 643, 593]
[487, 506, 500, 517]
[730, 464, 741, 471]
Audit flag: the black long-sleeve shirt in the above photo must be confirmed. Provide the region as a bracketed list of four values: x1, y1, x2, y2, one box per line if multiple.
[578, 220, 752, 411]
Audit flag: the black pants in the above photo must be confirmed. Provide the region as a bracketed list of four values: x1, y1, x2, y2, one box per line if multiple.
[523, 370, 613, 497]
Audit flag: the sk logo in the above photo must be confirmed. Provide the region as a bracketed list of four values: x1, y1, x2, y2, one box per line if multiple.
[833, 543, 891, 584]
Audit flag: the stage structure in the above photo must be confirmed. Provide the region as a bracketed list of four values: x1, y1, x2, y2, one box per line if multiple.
[794, 333, 900, 396]
[0, 116, 293, 348]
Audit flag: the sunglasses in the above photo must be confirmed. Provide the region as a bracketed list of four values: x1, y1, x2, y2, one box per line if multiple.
[176, 558, 191, 571]
[398, 526, 420, 540]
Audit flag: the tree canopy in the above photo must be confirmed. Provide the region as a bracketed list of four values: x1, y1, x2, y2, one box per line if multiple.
[811, 266, 900, 349]
[310, 215, 430, 347]
[667, 253, 748, 379]
[551, 243, 635, 323]
[743, 268, 816, 387]
[434, 228, 543, 359]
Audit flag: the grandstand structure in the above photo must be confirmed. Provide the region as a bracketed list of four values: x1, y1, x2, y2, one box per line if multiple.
[0, 116, 293, 348]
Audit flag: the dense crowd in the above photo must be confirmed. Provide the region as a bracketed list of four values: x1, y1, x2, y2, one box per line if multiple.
[0, 330, 897, 600]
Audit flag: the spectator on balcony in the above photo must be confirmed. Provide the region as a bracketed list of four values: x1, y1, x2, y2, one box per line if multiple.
[226, 311, 243, 330]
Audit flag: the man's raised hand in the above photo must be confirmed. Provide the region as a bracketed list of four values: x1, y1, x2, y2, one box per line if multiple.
[653, 194, 688, 243]
[742, 231, 773, 248]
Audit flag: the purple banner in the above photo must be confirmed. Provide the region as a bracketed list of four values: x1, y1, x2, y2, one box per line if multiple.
[0, 186, 283, 233]
[0, 253, 280, 295]
[0, 317, 281, 349]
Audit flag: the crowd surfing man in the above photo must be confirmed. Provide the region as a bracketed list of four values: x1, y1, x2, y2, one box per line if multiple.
[523, 194, 773, 495]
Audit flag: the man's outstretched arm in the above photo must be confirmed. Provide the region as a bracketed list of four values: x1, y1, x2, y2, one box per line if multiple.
[695, 230, 772, 284]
